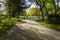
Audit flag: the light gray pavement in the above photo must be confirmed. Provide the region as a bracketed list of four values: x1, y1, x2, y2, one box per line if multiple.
[0, 19, 60, 40]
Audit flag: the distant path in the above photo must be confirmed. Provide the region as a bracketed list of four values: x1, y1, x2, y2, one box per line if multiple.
[0, 19, 60, 40]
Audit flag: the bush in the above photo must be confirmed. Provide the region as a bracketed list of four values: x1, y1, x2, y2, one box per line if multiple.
[48, 14, 60, 24]
[0, 18, 18, 36]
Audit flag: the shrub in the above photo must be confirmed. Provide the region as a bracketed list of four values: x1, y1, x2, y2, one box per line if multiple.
[48, 14, 60, 24]
[0, 18, 18, 37]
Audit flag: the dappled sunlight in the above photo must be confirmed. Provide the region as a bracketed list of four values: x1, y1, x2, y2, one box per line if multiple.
[1, 25, 42, 40]
[0, 0, 60, 40]
[1, 20, 60, 40]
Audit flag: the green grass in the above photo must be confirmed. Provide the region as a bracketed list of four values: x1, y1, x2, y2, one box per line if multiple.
[27, 16, 38, 18]
[36, 20, 60, 31]
[20, 16, 39, 19]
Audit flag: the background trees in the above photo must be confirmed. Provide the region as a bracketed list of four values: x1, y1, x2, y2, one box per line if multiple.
[5, 0, 26, 18]
[36, 0, 60, 24]
[27, 7, 40, 16]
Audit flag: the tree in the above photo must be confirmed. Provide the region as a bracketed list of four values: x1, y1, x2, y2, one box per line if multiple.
[36, 0, 59, 20]
[28, 7, 40, 16]
[5, 0, 32, 18]
[5, 0, 25, 18]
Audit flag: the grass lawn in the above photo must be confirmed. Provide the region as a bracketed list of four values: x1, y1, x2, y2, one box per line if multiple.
[20, 16, 39, 19]
[36, 20, 60, 31]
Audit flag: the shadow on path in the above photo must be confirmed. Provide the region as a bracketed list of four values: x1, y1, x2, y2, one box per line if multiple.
[0, 20, 60, 40]
[0, 25, 43, 40]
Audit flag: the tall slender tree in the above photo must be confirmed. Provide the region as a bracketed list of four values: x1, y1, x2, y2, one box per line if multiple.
[36, 0, 44, 20]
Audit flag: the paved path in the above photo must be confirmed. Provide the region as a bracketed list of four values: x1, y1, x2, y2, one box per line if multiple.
[0, 19, 60, 40]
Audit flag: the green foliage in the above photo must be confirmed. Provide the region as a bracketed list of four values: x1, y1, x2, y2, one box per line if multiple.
[28, 8, 40, 16]
[5, 0, 23, 18]
[48, 14, 60, 24]
[0, 18, 18, 36]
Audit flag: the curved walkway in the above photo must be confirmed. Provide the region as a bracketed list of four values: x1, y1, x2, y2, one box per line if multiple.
[0, 19, 60, 40]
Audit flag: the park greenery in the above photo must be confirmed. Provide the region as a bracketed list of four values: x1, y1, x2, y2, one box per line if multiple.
[27, 7, 40, 16]
[0, 0, 60, 37]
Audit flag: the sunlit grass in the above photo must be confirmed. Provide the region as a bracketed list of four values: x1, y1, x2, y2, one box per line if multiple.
[20, 16, 38, 19]
[36, 20, 60, 31]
